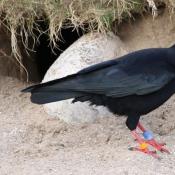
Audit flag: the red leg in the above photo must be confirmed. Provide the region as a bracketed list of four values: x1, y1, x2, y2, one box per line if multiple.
[130, 130, 160, 159]
[145, 139, 170, 154]
[129, 147, 159, 159]
[137, 122, 146, 132]
[136, 122, 170, 154]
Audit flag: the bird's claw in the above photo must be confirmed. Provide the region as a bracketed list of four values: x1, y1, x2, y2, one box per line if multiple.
[146, 139, 170, 154]
[130, 139, 170, 159]
[129, 146, 160, 159]
[131, 129, 170, 159]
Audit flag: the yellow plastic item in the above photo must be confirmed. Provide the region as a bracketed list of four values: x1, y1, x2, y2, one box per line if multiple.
[139, 142, 148, 150]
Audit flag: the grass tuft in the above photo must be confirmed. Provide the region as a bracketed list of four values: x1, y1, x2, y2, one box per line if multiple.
[0, 0, 174, 80]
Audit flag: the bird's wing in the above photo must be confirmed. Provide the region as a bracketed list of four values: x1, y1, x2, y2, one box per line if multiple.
[62, 66, 175, 97]
[105, 71, 174, 97]
[25, 49, 175, 98]
[29, 63, 175, 98]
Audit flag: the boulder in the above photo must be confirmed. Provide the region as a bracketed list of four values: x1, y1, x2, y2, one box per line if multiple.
[42, 32, 128, 123]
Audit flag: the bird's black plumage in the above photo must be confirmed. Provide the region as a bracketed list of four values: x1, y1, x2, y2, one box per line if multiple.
[22, 46, 175, 131]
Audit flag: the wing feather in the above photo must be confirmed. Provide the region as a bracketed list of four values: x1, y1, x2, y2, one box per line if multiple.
[32, 60, 175, 98]
[66, 67, 175, 97]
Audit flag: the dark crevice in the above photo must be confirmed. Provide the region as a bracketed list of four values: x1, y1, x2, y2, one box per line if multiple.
[33, 22, 84, 81]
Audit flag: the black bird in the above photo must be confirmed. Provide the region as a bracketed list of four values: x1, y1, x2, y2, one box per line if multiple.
[22, 45, 175, 158]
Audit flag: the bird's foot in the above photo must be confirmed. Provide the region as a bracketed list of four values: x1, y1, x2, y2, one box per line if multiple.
[145, 139, 170, 154]
[137, 122, 170, 154]
[130, 130, 170, 159]
[129, 144, 159, 159]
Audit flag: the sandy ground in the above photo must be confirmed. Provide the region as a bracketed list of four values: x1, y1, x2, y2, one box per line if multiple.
[1, 75, 175, 175]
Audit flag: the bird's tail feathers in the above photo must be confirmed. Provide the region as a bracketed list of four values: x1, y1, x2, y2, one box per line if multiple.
[30, 91, 84, 104]
[21, 73, 84, 104]
[21, 73, 78, 93]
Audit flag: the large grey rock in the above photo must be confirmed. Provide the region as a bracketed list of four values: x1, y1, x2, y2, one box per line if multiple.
[42, 32, 128, 123]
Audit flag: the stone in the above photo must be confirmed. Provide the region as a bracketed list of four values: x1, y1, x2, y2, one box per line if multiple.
[42, 32, 128, 123]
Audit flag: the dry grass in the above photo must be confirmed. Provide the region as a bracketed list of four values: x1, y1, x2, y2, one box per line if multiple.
[0, 0, 146, 51]
[0, 0, 174, 81]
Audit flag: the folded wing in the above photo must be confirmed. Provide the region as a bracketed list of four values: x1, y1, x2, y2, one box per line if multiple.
[32, 65, 175, 98]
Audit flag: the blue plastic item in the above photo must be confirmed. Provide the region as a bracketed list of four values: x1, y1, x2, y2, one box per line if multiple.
[143, 130, 153, 140]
